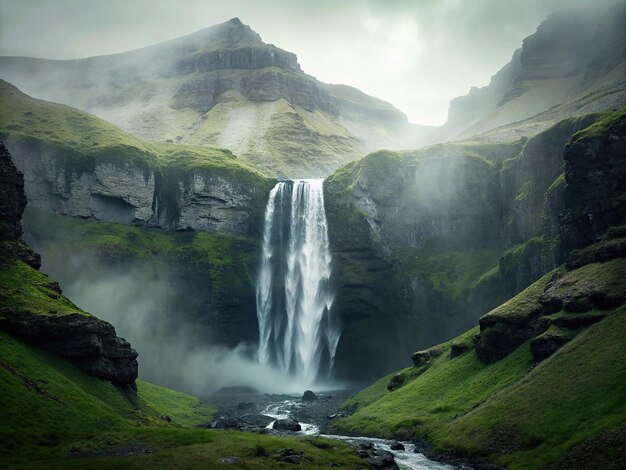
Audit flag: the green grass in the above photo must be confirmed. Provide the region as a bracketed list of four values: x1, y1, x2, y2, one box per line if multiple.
[331, 259, 626, 468]
[0, 79, 272, 189]
[135, 381, 217, 427]
[24, 208, 259, 296]
[0, 252, 86, 318]
[0, 331, 367, 469]
[434, 309, 626, 469]
[571, 107, 626, 143]
[331, 326, 531, 440]
[394, 241, 501, 302]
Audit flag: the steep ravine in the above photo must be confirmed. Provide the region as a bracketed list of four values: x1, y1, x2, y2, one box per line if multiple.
[329, 108, 626, 469]
[325, 108, 626, 381]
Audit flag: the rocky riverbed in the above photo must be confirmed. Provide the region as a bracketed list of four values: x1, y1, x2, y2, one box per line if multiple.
[205, 389, 457, 469]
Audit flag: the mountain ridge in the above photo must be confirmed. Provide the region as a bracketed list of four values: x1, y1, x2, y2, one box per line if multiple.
[432, 1, 626, 144]
[0, 18, 428, 178]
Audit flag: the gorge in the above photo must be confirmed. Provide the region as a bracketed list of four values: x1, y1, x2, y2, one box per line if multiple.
[1, 1, 625, 468]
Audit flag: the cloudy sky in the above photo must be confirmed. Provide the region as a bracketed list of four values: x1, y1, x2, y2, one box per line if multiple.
[0, 0, 613, 125]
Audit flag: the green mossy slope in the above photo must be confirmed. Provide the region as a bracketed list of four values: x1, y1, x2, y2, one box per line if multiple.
[23, 208, 259, 297]
[0, 331, 367, 469]
[0, 242, 365, 468]
[0, 79, 272, 190]
[330, 258, 626, 469]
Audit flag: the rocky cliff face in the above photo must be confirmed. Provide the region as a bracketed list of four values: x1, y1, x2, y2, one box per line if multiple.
[0, 81, 274, 236]
[0, 141, 27, 240]
[6, 138, 271, 236]
[473, 110, 626, 364]
[561, 113, 626, 250]
[325, 146, 509, 380]
[0, 143, 138, 390]
[435, 2, 626, 143]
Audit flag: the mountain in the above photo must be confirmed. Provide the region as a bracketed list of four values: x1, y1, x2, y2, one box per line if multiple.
[0, 18, 430, 178]
[433, 2, 626, 143]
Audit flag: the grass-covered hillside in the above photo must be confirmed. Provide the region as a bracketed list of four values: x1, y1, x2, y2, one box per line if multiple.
[0, 319, 365, 469]
[329, 252, 626, 469]
[0, 226, 363, 467]
[0, 80, 270, 188]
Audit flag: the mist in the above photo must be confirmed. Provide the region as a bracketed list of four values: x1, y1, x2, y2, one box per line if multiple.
[0, 0, 617, 125]
[31, 247, 342, 396]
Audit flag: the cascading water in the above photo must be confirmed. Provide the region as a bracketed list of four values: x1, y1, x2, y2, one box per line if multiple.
[256, 179, 340, 385]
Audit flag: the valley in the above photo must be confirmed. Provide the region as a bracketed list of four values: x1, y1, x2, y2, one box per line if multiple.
[0, 2, 625, 468]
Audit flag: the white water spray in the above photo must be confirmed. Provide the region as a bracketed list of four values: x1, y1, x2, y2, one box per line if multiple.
[256, 179, 340, 386]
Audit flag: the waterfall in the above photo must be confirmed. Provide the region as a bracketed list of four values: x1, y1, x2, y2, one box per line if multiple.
[256, 179, 340, 385]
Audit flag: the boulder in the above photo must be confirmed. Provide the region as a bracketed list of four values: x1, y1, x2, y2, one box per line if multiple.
[390, 441, 405, 451]
[530, 332, 571, 362]
[302, 390, 319, 401]
[236, 401, 258, 412]
[411, 348, 442, 367]
[387, 373, 405, 392]
[449, 342, 471, 358]
[211, 417, 244, 430]
[240, 413, 274, 428]
[272, 418, 301, 432]
[355, 442, 399, 469]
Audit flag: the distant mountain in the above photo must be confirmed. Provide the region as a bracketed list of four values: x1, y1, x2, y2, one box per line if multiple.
[0, 18, 430, 178]
[433, 1, 626, 143]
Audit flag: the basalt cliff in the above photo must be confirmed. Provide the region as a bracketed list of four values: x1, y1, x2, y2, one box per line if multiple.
[0, 142, 138, 390]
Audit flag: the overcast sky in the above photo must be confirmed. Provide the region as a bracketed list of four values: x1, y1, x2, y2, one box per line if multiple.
[0, 0, 614, 125]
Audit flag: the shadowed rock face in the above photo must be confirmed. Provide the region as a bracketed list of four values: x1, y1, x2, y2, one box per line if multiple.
[0, 311, 139, 387]
[0, 143, 138, 390]
[561, 116, 626, 251]
[474, 114, 626, 364]
[0, 142, 26, 240]
[437, 3, 626, 143]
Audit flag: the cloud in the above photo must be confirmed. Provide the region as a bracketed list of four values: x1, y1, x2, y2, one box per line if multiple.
[0, 0, 616, 124]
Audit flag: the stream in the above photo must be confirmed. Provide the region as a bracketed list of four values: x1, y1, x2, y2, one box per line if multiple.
[209, 390, 457, 469]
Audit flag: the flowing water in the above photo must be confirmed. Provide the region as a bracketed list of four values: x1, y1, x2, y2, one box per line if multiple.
[253, 181, 454, 468]
[256, 179, 340, 385]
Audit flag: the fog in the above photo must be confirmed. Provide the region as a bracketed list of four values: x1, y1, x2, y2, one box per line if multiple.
[32, 250, 342, 396]
[0, 0, 617, 125]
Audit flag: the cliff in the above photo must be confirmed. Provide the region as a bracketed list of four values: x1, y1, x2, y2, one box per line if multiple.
[329, 111, 626, 469]
[0, 143, 138, 390]
[325, 108, 626, 380]
[0, 80, 274, 235]
[434, 2, 626, 143]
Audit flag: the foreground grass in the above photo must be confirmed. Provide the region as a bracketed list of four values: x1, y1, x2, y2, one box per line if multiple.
[0, 332, 366, 468]
[331, 261, 626, 468]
